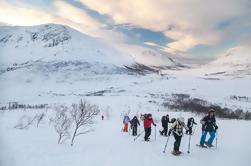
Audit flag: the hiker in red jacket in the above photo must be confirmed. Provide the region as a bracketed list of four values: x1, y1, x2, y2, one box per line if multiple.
[144, 114, 156, 141]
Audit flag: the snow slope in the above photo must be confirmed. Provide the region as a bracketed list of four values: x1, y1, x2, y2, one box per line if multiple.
[0, 24, 133, 66]
[165, 46, 251, 78]
[1, 106, 251, 166]
[0, 24, 183, 69]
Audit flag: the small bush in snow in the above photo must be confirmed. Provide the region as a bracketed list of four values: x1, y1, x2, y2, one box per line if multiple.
[163, 93, 251, 120]
[35, 113, 45, 128]
[70, 99, 100, 146]
[53, 106, 72, 144]
[14, 115, 37, 129]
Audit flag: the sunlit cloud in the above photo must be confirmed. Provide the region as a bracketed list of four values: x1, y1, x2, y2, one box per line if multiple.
[77, 0, 251, 53]
[0, 1, 56, 26]
[0, 0, 127, 43]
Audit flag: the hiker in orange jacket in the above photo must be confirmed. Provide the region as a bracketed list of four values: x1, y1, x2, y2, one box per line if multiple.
[123, 114, 130, 132]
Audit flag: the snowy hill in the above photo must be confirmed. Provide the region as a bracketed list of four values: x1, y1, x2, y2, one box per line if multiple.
[0, 24, 136, 78]
[0, 24, 132, 65]
[190, 46, 251, 77]
[0, 24, 184, 76]
[204, 46, 251, 77]
[162, 46, 251, 79]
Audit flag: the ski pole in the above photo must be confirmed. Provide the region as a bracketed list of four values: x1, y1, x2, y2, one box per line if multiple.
[187, 133, 192, 153]
[154, 126, 156, 141]
[138, 125, 141, 135]
[187, 125, 196, 153]
[134, 130, 144, 141]
[215, 131, 218, 149]
[192, 125, 197, 135]
[163, 135, 170, 153]
[129, 124, 131, 135]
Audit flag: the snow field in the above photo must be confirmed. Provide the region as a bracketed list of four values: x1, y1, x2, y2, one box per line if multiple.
[1, 102, 251, 166]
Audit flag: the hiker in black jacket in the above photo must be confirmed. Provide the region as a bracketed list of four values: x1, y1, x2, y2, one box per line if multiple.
[186, 117, 197, 135]
[199, 109, 218, 147]
[160, 114, 170, 136]
[130, 116, 140, 136]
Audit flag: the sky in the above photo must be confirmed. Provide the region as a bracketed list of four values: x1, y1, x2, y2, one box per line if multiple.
[0, 0, 251, 62]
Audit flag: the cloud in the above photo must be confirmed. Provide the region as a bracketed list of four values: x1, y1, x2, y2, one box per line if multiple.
[144, 42, 158, 47]
[0, 0, 127, 43]
[0, 1, 56, 26]
[54, 1, 100, 29]
[77, 0, 251, 53]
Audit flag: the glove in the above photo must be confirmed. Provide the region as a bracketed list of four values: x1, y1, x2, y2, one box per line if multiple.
[214, 125, 218, 131]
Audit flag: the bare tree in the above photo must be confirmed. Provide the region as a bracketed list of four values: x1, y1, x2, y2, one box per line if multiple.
[14, 115, 37, 129]
[70, 100, 100, 146]
[35, 113, 45, 128]
[53, 106, 72, 144]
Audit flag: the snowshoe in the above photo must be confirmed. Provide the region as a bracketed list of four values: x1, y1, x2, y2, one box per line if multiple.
[159, 131, 163, 136]
[196, 144, 208, 148]
[144, 138, 150, 142]
[171, 150, 182, 156]
[205, 142, 214, 148]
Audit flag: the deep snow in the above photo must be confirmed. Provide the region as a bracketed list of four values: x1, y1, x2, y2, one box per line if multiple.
[1, 106, 251, 166]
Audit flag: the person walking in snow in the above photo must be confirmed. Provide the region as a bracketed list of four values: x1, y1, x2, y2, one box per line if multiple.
[140, 114, 147, 121]
[123, 114, 130, 132]
[130, 116, 140, 136]
[168, 117, 189, 155]
[144, 114, 156, 141]
[199, 109, 218, 147]
[160, 114, 170, 136]
[186, 117, 197, 135]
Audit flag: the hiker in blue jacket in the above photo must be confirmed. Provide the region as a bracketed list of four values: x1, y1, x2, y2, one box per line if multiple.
[199, 109, 218, 147]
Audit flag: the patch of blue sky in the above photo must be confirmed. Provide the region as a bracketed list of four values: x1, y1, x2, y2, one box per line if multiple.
[113, 25, 173, 46]
[189, 40, 239, 58]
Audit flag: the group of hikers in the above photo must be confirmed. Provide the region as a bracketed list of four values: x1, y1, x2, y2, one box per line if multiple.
[122, 109, 218, 155]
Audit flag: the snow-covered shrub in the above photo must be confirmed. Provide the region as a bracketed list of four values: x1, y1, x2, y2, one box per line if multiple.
[35, 113, 45, 128]
[163, 93, 251, 120]
[53, 106, 72, 144]
[14, 115, 37, 129]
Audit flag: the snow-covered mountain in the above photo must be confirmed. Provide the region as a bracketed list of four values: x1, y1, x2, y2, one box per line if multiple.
[164, 46, 251, 78]
[200, 46, 251, 77]
[0, 24, 184, 76]
[0, 24, 132, 65]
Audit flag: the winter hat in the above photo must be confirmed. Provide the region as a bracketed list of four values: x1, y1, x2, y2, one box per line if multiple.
[177, 117, 185, 123]
[208, 109, 215, 114]
[166, 114, 169, 117]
